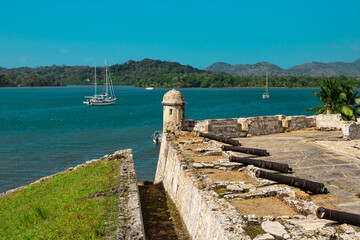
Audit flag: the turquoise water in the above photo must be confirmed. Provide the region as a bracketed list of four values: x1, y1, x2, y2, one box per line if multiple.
[0, 86, 320, 193]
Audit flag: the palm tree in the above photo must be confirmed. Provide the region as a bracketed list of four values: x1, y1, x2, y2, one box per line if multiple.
[338, 82, 360, 120]
[306, 79, 360, 120]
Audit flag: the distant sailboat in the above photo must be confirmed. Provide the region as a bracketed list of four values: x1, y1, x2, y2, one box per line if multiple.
[83, 58, 117, 106]
[262, 72, 270, 99]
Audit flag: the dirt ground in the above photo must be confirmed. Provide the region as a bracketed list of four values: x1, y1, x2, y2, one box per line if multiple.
[138, 183, 190, 240]
[192, 155, 225, 163]
[200, 168, 257, 183]
[229, 197, 298, 217]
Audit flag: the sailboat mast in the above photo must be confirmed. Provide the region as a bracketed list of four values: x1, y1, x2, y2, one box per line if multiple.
[266, 72, 268, 94]
[105, 58, 108, 96]
[94, 63, 97, 96]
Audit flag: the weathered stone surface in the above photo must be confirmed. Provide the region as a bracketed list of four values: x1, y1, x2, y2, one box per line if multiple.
[220, 162, 242, 167]
[288, 219, 334, 231]
[343, 122, 360, 139]
[315, 114, 343, 130]
[253, 233, 275, 240]
[226, 185, 243, 192]
[207, 118, 240, 138]
[261, 221, 287, 237]
[192, 163, 203, 168]
[202, 163, 215, 168]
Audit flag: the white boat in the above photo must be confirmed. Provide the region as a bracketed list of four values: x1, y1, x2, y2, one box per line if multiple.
[145, 87, 154, 90]
[83, 58, 117, 106]
[262, 72, 270, 99]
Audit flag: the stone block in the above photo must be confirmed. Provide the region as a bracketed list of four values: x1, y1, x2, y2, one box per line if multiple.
[192, 163, 204, 169]
[315, 114, 343, 130]
[254, 233, 275, 240]
[208, 118, 240, 138]
[342, 122, 360, 139]
[261, 221, 287, 237]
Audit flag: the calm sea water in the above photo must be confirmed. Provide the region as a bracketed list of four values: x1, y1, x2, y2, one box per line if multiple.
[0, 86, 320, 193]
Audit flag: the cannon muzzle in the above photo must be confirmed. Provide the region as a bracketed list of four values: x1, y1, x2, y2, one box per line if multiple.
[317, 207, 360, 227]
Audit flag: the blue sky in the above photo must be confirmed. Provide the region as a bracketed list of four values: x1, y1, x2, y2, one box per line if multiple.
[0, 0, 359, 69]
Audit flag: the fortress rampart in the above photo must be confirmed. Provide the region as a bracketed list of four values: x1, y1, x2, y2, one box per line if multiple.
[155, 89, 360, 239]
[185, 113, 360, 139]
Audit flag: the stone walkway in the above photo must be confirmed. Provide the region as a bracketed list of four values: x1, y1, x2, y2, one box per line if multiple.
[234, 130, 360, 214]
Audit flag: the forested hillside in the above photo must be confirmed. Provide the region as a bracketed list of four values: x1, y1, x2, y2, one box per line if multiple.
[1, 58, 359, 88]
[206, 59, 360, 77]
[0, 59, 203, 87]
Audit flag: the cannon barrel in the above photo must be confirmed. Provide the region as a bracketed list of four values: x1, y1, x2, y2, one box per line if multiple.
[255, 170, 327, 194]
[222, 145, 269, 156]
[317, 207, 360, 227]
[199, 132, 240, 146]
[230, 156, 292, 173]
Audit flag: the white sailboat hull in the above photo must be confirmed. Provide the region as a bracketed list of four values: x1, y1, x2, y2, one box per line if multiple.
[83, 98, 117, 106]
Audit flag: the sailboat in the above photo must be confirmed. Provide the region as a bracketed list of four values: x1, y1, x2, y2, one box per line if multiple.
[83, 58, 117, 106]
[262, 72, 270, 99]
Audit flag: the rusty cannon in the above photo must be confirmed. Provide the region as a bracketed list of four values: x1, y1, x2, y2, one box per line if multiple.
[199, 132, 241, 146]
[317, 207, 360, 227]
[229, 156, 292, 173]
[221, 145, 269, 156]
[255, 169, 328, 194]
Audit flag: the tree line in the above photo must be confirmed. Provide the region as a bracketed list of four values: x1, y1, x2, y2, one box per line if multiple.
[135, 73, 360, 88]
[1, 59, 359, 88]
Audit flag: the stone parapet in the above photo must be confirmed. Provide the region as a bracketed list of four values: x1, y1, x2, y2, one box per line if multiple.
[116, 149, 145, 240]
[246, 115, 283, 136]
[314, 114, 343, 130]
[186, 114, 319, 137]
[342, 122, 360, 140]
[185, 114, 360, 139]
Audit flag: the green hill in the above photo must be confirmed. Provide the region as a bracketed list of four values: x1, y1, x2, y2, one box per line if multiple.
[0, 59, 204, 87]
[206, 59, 360, 77]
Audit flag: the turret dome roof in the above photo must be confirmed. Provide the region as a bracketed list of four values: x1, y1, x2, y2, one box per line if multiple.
[162, 89, 185, 105]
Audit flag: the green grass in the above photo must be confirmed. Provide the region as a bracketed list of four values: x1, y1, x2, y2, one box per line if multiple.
[243, 224, 265, 239]
[0, 157, 121, 240]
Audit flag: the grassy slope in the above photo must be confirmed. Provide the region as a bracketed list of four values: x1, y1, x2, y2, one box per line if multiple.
[0, 157, 121, 240]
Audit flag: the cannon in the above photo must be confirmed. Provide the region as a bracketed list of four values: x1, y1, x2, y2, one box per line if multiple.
[221, 145, 269, 156]
[255, 170, 328, 194]
[199, 132, 241, 146]
[317, 207, 360, 227]
[229, 156, 292, 173]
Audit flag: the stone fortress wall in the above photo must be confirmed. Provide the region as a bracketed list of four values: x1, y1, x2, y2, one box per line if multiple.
[155, 89, 360, 239]
[185, 112, 360, 140]
[155, 136, 246, 239]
